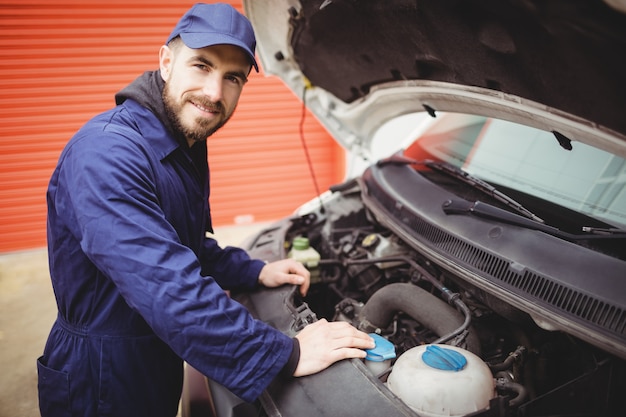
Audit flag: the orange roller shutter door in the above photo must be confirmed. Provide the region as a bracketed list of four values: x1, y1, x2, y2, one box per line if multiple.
[0, 0, 344, 253]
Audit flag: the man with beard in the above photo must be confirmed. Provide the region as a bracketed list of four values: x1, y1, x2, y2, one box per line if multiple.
[37, 4, 374, 417]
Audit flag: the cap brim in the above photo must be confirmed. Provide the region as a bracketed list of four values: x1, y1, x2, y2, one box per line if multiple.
[180, 32, 259, 72]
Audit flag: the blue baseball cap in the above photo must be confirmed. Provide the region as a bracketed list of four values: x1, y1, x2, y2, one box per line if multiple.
[166, 3, 258, 72]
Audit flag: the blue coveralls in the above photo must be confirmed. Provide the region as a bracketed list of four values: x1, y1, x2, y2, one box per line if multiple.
[38, 99, 293, 416]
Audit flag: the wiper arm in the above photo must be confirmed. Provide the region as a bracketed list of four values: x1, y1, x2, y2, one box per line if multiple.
[582, 226, 626, 235]
[377, 156, 545, 223]
[377, 155, 626, 240]
[423, 160, 545, 224]
[444, 199, 626, 241]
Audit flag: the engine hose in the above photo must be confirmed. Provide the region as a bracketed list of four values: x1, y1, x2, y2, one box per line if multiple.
[496, 377, 528, 407]
[489, 346, 526, 372]
[345, 255, 466, 306]
[358, 282, 481, 355]
[345, 256, 476, 351]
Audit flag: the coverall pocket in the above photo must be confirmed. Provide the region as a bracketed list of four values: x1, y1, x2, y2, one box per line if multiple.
[37, 356, 71, 417]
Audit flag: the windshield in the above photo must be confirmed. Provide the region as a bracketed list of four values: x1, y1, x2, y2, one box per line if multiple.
[403, 113, 626, 229]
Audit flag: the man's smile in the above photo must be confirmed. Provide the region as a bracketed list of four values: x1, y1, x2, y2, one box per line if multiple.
[190, 99, 222, 116]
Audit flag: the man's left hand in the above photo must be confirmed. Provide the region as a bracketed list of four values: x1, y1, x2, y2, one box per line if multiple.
[258, 259, 311, 296]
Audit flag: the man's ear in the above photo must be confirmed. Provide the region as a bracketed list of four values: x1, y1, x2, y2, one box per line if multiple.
[159, 45, 172, 81]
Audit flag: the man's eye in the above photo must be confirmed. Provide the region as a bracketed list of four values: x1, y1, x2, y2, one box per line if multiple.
[226, 75, 242, 85]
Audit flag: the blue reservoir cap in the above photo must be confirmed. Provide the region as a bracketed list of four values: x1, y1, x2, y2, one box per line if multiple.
[365, 333, 396, 362]
[422, 345, 467, 371]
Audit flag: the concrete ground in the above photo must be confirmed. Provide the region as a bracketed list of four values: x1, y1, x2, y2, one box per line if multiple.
[0, 223, 268, 417]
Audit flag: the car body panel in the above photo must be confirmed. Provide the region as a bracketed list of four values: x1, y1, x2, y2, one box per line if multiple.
[245, 0, 626, 162]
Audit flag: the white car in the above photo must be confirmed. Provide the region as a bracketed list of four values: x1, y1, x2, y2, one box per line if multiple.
[183, 1, 626, 416]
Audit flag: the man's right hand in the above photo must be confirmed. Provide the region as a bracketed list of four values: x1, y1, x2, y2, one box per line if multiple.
[293, 319, 375, 377]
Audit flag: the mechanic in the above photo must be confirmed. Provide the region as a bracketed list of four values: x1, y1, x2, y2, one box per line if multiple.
[37, 3, 375, 416]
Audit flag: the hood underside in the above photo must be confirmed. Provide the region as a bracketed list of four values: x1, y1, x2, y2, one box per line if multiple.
[245, 0, 626, 158]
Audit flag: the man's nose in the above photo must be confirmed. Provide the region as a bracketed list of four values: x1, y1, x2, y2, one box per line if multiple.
[202, 74, 224, 102]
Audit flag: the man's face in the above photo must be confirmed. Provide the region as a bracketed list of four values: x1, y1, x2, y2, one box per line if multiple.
[159, 41, 251, 147]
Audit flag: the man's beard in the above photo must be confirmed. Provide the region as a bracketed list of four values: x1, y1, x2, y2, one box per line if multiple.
[162, 84, 232, 145]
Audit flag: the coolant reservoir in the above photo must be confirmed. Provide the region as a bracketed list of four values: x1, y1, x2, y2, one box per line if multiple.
[361, 233, 405, 269]
[387, 344, 495, 417]
[288, 236, 321, 283]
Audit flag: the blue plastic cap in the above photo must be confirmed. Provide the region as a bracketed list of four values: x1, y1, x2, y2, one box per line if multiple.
[422, 345, 467, 371]
[365, 333, 396, 362]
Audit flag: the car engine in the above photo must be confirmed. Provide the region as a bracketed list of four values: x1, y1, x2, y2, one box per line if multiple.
[279, 181, 626, 417]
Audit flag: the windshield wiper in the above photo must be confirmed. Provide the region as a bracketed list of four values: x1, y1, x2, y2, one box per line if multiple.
[423, 160, 545, 223]
[377, 155, 626, 241]
[443, 199, 626, 241]
[377, 154, 545, 223]
[377, 155, 544, 223]
[582, 226, 626, 235]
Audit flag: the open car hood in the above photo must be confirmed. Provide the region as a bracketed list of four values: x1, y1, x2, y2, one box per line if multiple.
[244, 0, 626, 162]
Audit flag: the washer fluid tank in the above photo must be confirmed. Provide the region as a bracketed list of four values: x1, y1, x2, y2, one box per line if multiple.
[387, 344, 495, 417]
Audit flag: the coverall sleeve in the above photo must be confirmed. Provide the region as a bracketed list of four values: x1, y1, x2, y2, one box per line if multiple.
[53, 128, 292, 402]
[199, 237, 265, 290]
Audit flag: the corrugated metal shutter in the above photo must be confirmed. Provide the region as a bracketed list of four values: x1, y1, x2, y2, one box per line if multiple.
[0, 0, 343, 253]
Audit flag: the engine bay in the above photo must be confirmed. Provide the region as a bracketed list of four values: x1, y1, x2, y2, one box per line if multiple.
[280, 183, 626, 417]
